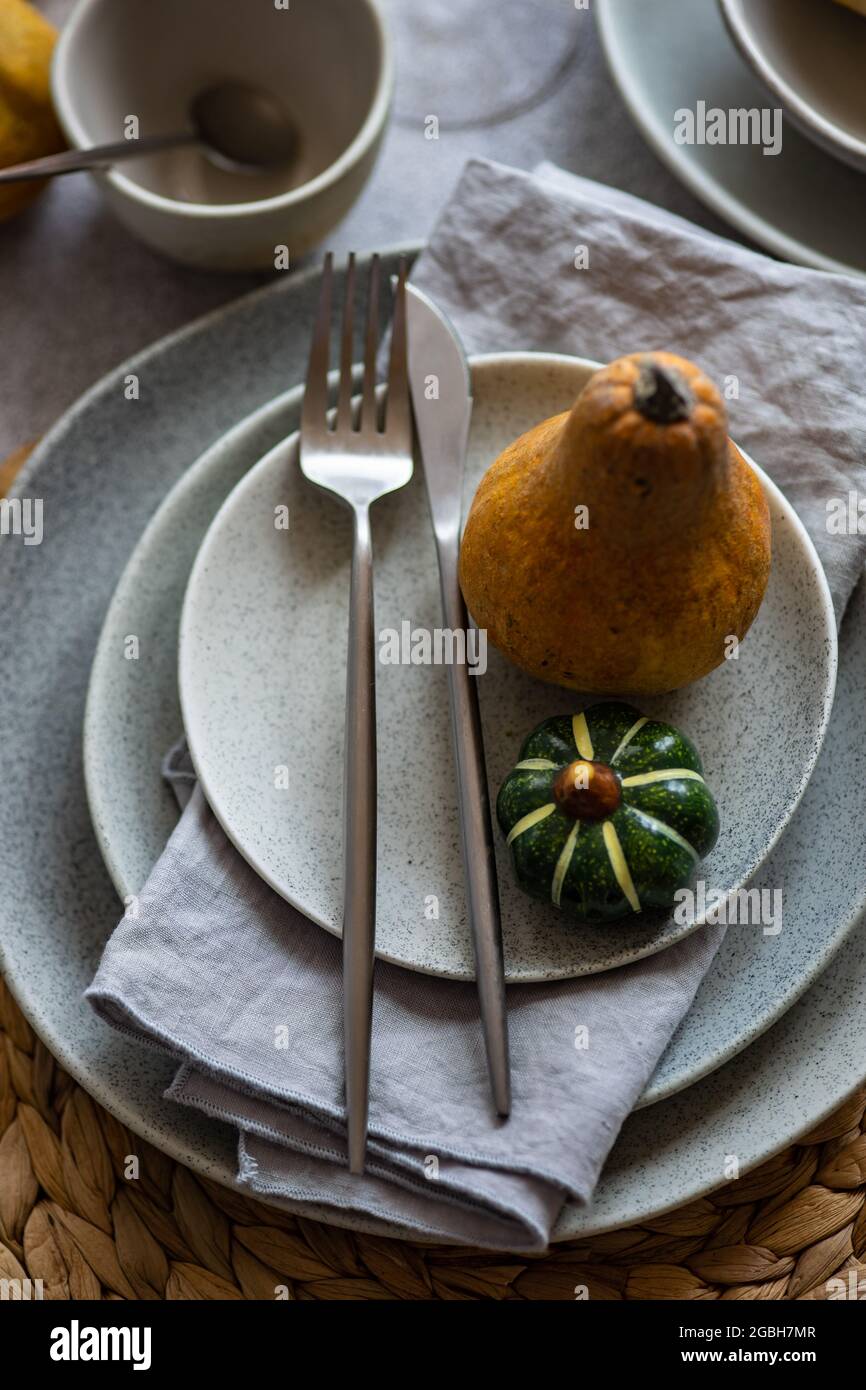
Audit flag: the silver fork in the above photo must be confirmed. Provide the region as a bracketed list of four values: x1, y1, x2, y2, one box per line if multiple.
[299, 252, 413, 1174]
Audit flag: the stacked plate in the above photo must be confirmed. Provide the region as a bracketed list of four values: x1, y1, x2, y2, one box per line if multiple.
[2, 249, 865, 1242]
[597, 0, 866, 276]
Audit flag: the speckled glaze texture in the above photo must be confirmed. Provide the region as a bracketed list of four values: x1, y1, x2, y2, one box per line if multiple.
[1, 252, 862, 1242]
[84, 397, 866, 1113]
[176, 354, 836, 980]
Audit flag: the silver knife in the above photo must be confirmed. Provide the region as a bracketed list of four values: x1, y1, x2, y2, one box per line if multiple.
[405, 282, 511, 1117]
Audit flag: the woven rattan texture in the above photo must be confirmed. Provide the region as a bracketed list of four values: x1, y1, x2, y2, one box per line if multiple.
[2, 978, 865, 1301]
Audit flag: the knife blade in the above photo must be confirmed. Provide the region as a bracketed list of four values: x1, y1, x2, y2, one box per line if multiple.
[405, 282, 511, 1117]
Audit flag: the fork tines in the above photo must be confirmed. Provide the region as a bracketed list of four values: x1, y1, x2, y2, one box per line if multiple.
[302, 252, 409, 443]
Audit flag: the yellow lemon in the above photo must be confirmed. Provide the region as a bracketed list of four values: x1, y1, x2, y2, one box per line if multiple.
[0, 0, 66, 221]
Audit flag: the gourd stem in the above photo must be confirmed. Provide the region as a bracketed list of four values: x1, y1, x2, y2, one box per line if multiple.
[634, 361, 692, 424]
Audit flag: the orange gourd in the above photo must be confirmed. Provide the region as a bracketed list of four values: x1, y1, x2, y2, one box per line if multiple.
[459, 351, 771, 694]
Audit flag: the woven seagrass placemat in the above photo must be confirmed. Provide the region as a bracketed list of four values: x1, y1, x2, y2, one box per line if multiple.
[3, 447, 865, 1301]
[2, 977, 865, 1301]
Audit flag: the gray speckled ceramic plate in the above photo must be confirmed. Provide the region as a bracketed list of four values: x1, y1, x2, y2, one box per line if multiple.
[3, 251, 864, 1243]
[597, 0, 866, 276]
[175, 353, 836, 981]
[84, 363, 855, 1107]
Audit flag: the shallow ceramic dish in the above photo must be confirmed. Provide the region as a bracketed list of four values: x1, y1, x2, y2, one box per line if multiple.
[176, 353, 835, 982]
[1, 249, 864, 1239]
[596, 0, 866, 276]
[52, 0, 393, 270]
[719, 0, 866, 173]
[85, 369, 852, 1106]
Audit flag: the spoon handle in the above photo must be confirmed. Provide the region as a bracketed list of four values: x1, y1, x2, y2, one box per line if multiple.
[0, 132, 195, 184]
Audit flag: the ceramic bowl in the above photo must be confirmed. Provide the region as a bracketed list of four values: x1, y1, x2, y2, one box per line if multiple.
[718, 0, 866, 173]
[51, 0, 393, 270]
[596, 0, 866, 278]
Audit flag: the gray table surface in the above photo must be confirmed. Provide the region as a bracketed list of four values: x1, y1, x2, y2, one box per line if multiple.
[1, 0, 741, 461]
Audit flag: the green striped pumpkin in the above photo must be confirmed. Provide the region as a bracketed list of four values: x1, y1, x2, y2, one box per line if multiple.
[496, 701, 719, 924]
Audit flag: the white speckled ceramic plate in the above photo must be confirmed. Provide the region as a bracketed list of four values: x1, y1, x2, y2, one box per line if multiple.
[3, 251, 864, 1241]
[83, 361, 851, 1106]
[176, 353, 836, 981]
[596, 0, 866, 276]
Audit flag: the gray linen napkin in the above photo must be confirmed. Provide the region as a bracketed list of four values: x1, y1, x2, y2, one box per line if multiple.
[87, 160, 865, 1251]
[90, 744, 724, 1250]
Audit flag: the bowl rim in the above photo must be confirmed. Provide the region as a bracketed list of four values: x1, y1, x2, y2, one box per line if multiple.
[50, 0, 394, 219]
[718, 0, 866, 165]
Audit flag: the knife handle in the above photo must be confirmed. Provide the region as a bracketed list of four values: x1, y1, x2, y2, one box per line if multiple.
[438, 558, 511, 1117]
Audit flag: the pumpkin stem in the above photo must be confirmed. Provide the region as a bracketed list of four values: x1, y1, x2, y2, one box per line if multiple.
[634, 361, 693, 425]
[553, 759, 621, 822]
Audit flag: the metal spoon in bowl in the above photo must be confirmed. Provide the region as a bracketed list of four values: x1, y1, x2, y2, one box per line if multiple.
[0, 81, 300, 184]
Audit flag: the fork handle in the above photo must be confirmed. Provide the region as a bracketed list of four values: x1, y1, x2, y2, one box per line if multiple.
[343, 507, 377, 1174]
[439, 559, 511, 1117]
